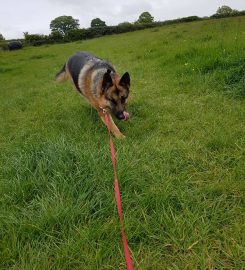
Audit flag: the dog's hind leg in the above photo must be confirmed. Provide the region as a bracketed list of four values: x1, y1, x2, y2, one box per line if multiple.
[55, 63, 68, 82]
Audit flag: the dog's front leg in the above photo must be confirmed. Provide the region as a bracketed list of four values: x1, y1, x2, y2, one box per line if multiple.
[108, 114, 125, 139]
[98, 111, 125, 139]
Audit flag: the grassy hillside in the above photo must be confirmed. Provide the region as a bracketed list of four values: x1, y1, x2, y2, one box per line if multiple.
[0, 16, 245, 269]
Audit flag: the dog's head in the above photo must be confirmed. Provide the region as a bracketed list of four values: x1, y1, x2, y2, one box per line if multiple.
[100, 69, 130, 121]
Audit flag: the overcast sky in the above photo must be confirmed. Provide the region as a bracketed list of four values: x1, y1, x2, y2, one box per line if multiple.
[0, 0, 244, 39]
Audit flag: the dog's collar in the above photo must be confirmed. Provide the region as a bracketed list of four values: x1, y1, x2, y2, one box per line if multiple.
[99, 107, 108, 114]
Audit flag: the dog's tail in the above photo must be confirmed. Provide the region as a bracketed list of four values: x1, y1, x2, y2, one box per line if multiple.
[55, 63, 67, 83]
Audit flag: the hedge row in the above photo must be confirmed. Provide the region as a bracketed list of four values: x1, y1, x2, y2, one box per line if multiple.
[24, 16, 203, 46]
[24, 12, 245, 47]
[210, 10, 245, 18]
[1, 12, 245, 49]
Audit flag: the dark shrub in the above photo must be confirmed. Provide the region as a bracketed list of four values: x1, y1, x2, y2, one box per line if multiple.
[48, 31, 63, 43]
[24, 34, 50, 46]
[8, 41, 23, 50]
[64, 29, 87, 41]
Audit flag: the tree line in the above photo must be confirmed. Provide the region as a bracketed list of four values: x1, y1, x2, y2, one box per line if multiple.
[0, 7, 244, 49]
[24, 12, 156, 46]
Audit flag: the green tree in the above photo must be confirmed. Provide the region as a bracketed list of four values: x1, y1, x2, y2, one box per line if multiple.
[231, 9, 240, 15]
[91, 18, 106, 28]
[0, 33, 5, 40]
[118, 22, 132, 27]
[50, 16, 79, 36]
[216, 6, 233, 16]
[137, 12, 154, 24]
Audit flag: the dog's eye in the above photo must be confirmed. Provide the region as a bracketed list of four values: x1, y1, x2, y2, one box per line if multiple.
[109, 98, 116, 104]
[121, 96, 126, 103]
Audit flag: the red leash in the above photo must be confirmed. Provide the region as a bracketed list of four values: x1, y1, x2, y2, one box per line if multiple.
[104, 113, 134, 270]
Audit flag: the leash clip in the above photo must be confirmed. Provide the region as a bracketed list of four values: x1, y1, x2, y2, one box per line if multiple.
[100, 107, 108, 114]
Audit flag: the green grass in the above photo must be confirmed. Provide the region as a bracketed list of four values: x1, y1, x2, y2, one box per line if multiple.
[0, 16, 245, 269]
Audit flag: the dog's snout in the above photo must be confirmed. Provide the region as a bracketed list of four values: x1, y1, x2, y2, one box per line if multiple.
[116, 112, 125, 120]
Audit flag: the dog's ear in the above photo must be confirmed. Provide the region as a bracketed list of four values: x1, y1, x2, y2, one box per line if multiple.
[102, 69, 113, 92]
[119, 72, 130, 89]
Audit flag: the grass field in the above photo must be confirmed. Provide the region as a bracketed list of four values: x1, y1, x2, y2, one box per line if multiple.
[0, 16, 245, 269]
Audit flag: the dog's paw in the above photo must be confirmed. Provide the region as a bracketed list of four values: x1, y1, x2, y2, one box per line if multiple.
[115, 133, 126, 139]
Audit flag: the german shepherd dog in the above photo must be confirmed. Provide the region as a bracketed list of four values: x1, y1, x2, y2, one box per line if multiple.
[55, 52, 130, 139]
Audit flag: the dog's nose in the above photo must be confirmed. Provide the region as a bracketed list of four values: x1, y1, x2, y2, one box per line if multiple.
[116, 112, 125, 120]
